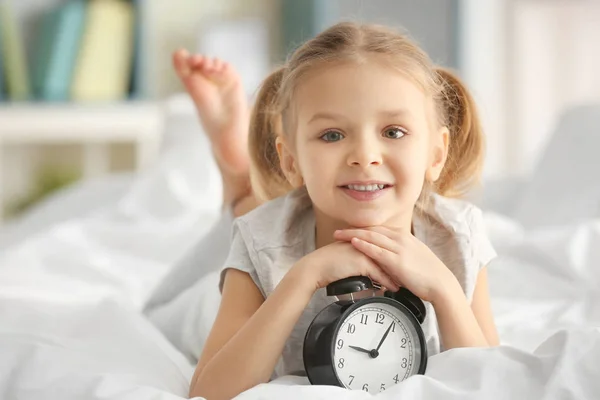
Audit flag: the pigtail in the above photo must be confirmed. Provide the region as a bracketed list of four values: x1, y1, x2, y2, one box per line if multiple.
[434, 67, 485, 198]
[248, 67, 293, 202]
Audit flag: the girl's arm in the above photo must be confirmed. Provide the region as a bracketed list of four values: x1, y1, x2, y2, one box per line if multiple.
[189, 266, 315, 400]
[469, 267, 500, 345]
[432, 267, 496, 349]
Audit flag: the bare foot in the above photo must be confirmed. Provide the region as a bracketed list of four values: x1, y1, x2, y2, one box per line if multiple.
[173, 49, 250, 177]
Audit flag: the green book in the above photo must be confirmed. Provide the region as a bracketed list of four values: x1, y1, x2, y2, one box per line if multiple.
[32, 6, 60, 99]
[0, 1, 31, 100]
[32, 0, 86, 101]
[0, 8, 4, 101]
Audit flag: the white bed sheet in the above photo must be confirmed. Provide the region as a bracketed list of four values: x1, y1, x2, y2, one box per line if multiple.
[1, 105, 600, 399]
[2, 207, 600, 400]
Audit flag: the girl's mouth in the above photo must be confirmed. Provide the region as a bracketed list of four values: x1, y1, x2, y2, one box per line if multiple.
[342, 184, 391, 192]
[339, 184, 393, 201]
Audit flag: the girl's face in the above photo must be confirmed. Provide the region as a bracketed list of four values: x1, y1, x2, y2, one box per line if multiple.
[277, 61, 449, 229]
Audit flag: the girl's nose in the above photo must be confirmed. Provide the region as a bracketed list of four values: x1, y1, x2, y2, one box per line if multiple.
[346, 136, 383, 167]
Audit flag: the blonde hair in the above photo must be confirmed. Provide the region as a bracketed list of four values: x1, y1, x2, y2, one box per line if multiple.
[249, 22, 485, 203]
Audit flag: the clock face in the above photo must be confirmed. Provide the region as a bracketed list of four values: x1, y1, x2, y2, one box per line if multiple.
[332, 301, 424, 393]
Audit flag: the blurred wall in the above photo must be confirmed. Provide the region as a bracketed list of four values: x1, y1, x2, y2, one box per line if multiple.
[142, 0, 281, 98]
[333, 0, 460, 69]
[459, 0, 511, 180]
[512, 0, 600, 175]
[461, 0, 600, 179]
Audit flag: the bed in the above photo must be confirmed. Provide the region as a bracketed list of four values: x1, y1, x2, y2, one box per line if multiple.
[1, 100, 599, 400]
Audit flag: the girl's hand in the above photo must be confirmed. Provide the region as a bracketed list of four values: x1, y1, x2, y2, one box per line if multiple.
[333, 226, 459, 303]
[295, 241, 400, 293]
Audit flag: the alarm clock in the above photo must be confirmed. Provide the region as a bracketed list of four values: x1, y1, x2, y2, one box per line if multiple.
[303, 276, 427, 393]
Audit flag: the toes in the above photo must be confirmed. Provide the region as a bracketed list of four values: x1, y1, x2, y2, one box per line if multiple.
[175, 52, 239, 88]
[201, 57, 228, 75]
[213, 58, 224, 72]
[173, 52, 233, 81]
[173, 48, 189, 62]
[203, 57, 216, 72]
[190, 54, 204, 68]
[173, 49, 191, 77]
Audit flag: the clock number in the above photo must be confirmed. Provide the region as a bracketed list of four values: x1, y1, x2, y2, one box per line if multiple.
[393, 374, 399, 384]
[338, 358, 345, 369]
[391, 323, 396, 333]
[375, 313, 385, 324]
[401, 338, 407, 348]
[362, 383, 369, 392]
[348, 375, 355, 385]
[337, 339, 344, 350]
[347, 324, 356, 334]
[380, 383, 386, 391]
[401, 358, 408, 368]
[360, 314, 368, 325]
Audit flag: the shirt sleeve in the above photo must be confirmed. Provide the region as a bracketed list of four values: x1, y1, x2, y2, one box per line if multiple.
[218, 219, 265, 297]
[469, 206, 498, 270]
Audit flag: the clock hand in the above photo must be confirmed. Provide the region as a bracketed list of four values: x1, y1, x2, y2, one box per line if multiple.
[348, 345, 371, 354]
[376, 322, 395, 352]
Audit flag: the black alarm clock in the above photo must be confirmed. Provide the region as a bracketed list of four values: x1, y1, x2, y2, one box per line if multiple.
[303, 276, 427, 393]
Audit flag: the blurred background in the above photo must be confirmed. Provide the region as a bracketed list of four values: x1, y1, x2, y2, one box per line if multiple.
[0, 0, 598, 223]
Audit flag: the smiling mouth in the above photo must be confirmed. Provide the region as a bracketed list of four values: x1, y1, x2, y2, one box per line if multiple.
[340, 184, 393, 192]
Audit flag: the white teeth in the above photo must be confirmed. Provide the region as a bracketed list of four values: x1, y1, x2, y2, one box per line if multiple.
[346, 184, 386, 192]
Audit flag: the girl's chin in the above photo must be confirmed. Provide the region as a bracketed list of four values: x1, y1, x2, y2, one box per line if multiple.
[342, 213, 389, 228]
[339, 208, 412, 230]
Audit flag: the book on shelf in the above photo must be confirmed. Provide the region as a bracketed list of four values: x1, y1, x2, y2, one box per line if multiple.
[70, 0, 135, 102]
[32, 0, 86, 101]
[0, 1, 31, 101]
[0, 0, 178, 104]
[128, 0, 144, 99]
[0, 4, 4, 101]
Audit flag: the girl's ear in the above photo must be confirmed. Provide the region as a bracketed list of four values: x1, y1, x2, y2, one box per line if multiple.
[276, 136, 304, 187]
[426, 126, 450, 182]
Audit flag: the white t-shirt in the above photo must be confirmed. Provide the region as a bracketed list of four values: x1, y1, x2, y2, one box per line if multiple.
[219, 187, 497, 379]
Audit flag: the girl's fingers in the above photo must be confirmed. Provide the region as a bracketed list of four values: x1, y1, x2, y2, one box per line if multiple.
[360, 225, 399, 239]
[335, 229, 400, 253]
[352, 238, 401, 279]
[366, 262, 399, 292]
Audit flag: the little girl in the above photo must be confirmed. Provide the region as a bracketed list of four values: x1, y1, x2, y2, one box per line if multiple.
[178, 22, 499, 399]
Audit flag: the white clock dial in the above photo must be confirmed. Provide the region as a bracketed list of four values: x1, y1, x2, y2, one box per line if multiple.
[333, 302, 423, 393]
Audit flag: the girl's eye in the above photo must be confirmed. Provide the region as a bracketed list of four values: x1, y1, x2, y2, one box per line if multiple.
[320, 131, 344, 142]
[383, 127, 407, 139]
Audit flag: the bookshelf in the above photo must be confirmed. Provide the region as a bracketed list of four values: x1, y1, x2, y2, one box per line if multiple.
[0, 100, 164, 222]
[0, 0, 288, 101]
[0, 0, 268, 221]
